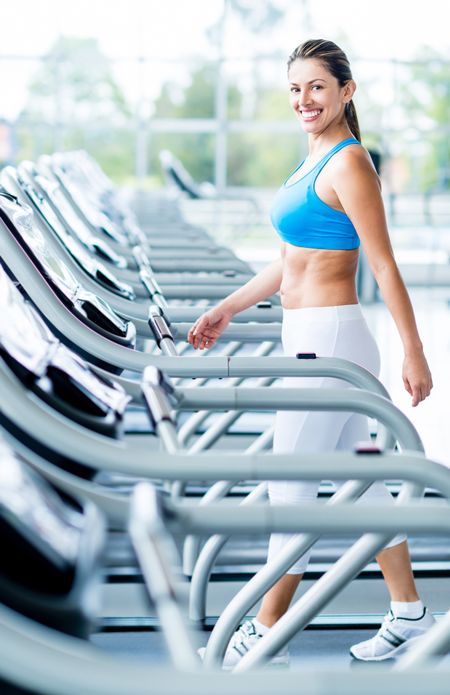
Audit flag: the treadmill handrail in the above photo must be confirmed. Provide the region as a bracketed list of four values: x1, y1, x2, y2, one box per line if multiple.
[0, 355, 426, 481]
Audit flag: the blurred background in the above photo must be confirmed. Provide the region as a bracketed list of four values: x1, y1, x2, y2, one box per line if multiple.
[0, 0, 448, 194]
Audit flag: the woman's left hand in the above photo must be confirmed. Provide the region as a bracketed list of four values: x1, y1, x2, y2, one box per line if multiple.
[402, 352, 433, 407]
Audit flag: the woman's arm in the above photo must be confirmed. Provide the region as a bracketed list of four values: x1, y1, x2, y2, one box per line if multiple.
[188, 256, 282, 350]
[220, 256, 283, 316]
[332, 150, 433, 407]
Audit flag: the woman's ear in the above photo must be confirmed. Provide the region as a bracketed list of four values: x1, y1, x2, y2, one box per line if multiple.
[344, 79, 357, 102]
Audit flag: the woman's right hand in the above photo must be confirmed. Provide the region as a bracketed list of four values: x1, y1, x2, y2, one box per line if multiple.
[187, 306, 233, 350]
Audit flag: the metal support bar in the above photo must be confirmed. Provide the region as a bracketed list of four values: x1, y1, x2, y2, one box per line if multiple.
[129, 484, 198, 671]
[163, 497, 450, 535]
[175, 387, 422, 452]
[163, 306, 282, 324]
[0, 362, 429, 482]
[172, 341, 242, 390]
[172, 323, 282, 342]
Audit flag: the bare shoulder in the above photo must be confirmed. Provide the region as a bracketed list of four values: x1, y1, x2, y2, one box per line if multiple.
[330, 145, 382, 196]
[333, 144, 380, 180]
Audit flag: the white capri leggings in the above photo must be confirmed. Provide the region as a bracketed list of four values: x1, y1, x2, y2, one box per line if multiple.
[268, 303, 406, 575]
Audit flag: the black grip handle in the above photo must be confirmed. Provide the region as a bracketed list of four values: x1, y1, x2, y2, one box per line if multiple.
[148, 306, 173, 346]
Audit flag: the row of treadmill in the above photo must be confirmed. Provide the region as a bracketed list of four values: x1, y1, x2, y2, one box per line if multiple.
[0, 151, 450, 695]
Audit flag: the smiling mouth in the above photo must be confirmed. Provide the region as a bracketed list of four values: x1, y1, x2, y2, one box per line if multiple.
[300, 109, 322, 120]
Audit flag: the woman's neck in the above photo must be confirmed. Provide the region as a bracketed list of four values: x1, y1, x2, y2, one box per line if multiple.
[307, 128, 354, 159]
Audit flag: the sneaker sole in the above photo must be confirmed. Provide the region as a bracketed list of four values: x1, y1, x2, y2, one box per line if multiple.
[197, 647, 289, 669]
[225, 657, 290, 671]
[349, 634, 424, 662]
[263, 657, 290, 669]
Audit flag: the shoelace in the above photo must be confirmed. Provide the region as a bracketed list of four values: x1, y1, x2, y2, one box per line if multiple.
[230, 621, 260, 652]
[233, 621, 257, 642]
[230, 621, 291, 662]
[376, 613, 408, 650]
[377, 611, 394, 632]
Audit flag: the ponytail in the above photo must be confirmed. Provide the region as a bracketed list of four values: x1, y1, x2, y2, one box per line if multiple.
[345, 100, 361, 142]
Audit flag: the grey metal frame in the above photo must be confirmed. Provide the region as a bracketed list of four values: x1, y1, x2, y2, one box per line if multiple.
[0, 353, 422, 528]
[172, 387, 422, 452]
[44, 155, 240, 262]
[135, 481, 450, 673]
[1, 457, 449, 694]
[188, 478, 388, 624]
[16, 160, 253, 293]
[0, 478, 450, 695]
[129, 480, 450, 674]
[20, 159, 253, 270]
[3, 324, 449, 676]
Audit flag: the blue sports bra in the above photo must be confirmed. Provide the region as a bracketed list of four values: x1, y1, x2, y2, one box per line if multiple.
[270, 137, 360, 250]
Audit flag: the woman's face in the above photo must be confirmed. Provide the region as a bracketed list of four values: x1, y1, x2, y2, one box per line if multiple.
[288, 58, 354, 135]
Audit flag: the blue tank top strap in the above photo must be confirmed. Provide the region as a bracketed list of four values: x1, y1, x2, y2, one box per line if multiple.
[312, 137, 360, 182]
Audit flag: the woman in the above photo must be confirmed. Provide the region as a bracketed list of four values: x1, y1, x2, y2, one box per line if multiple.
[189, 39, 434, 666]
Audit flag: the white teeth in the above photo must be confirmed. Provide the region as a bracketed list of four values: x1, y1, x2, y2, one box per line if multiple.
[301, 109, 321, 119]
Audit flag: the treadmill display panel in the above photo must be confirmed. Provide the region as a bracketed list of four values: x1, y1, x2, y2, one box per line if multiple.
[11, 166, 135, 300]
[0, 264, 130, 417]
[0, 189, 78, 299]
[0, 189, 132, 340]
[31, 164, 128, 268]
[0, 441, 82, 568]
[0, 262, 56, 376]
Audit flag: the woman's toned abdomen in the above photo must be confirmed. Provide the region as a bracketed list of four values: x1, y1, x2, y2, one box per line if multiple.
[280, 245, 359, 309]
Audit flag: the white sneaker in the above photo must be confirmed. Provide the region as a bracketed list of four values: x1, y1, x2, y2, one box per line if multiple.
[198, 620, 290, 669]
[350, 608, 436, 661]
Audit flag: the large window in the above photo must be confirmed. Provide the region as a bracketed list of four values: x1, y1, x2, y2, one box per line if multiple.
[0, 0, 448, 195]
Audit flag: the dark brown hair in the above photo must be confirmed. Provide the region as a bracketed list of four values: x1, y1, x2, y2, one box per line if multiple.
[288, 39, 360, 142]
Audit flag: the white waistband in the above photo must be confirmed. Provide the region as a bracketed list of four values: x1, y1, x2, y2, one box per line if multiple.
[282, 303, 364, 322]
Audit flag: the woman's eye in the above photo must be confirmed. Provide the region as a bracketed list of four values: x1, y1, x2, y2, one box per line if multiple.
[312, 85, 322, 90]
